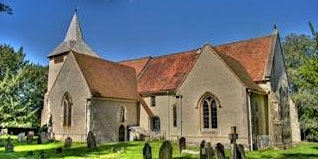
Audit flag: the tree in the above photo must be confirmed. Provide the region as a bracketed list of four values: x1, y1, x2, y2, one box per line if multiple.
[0, 44, 47, 128]
[283, 24, 318, 141]
[0, 2, 12, 15]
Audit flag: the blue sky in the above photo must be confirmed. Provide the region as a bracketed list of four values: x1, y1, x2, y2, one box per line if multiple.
[0, 0, 317, 66]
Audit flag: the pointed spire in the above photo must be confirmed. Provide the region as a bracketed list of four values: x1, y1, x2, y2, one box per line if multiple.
[48, 11, 99, 58]
[64, 12, 83, 42]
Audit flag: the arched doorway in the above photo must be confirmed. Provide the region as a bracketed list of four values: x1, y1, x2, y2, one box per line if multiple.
[118, 125, 125, 142]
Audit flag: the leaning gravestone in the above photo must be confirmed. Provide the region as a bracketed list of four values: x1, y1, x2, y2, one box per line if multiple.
[179, 137, 186, 153]
[236, 144, 246, 159]
[215, 143, 225, 159]
[5, 137, 14, 152]
[200, 140, 206, 159]
[64, 137, 72, 148]
[143, 142, 152, 159]
[87, 131, 97, 150]
[159, 140, 173, 159]
[17, 132, 25, 142]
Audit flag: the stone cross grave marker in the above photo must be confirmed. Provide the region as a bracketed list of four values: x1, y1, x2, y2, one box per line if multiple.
[143, 142, 152, 159]
[215, 143, 225, 159]
[159, 140, 173, 159]
[179, 137, 186, 153]
[228, 126, 238, 159]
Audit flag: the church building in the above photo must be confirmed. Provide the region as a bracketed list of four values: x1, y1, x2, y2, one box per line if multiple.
[41, 13, 301, 150]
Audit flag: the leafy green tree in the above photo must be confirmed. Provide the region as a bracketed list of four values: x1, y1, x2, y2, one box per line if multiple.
[0, 44, 47, 128]
[0, 2, 12, 15]
[283, 25, 318, 141]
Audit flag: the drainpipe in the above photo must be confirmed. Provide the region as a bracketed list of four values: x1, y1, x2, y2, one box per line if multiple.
[247, 90, 253, 151]
[167, 92, 171, 140]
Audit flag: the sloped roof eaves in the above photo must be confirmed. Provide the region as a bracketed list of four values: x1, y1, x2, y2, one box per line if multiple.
[73, 52, 139, 101]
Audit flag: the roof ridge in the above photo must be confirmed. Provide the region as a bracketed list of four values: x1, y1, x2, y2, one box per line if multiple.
[216, 34, 273, 47]
[150, 48, 200, 59]
[119, 56, 152, 63]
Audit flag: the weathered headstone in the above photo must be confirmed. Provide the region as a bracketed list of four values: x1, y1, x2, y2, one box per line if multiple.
[158, 140, 173, 159]
[56, 147, 63, 154]
[228, 126, 238, 159]
[40, 132, 49, 144]
[0, 128, 8, 135]
[5, 137, 14, 152]
[26, 132, 34, 144]
[205, 142, 215, 159]
[17, 132, 25, 142]
[200, 140, 206, 159]
[236, 144, 246, 159]
[143, 142, 152, 159]
[215, 143, 225, 159]
[179, 137, 186, 153]
[64, 137, 72, 148]
[87, 131, 97, 150]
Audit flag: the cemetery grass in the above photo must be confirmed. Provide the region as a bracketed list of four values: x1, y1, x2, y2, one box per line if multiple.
[0, 135, 318, 159]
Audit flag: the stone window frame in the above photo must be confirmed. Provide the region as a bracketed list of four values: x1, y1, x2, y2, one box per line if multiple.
[120, 106, 126, 123]
[151, 116, 161, 132]
[173, 104, 177, 127]
[150, 96, 156, 107]
[198, 92, 220, 132]
[61, 92, 72, 127]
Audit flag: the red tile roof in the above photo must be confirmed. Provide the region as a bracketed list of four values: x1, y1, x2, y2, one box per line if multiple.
[122, 50, 199, 94]
[216, 35, 273, 81]
[120, 57, 151, 77]
[73, 52, 139, 100]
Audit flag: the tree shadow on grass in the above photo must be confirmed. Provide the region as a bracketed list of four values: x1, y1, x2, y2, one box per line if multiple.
[0, 141, 140, 159]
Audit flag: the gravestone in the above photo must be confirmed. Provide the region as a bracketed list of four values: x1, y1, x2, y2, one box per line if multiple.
[143, 142, 152, 159]
[17, 132, 25, 142]
[56, 147, 63, 154]
[228, 126, 238, 159]
[236, 144, 245, 159]
[26, 132, 34, 144]
[0, 128, 8, 135]
[40, 132, 49, 144]
[5, 137, 14, 152]
[215, 143, 225, 159]
[0, 138, 3, 147]
[158, 140, 173, 159]
[179, 137, 186, 153]
[205, 142, 215, 159]
[87, 131, 97, 150]
[200, 140, 206, 159]
[64, 137, 72, 148]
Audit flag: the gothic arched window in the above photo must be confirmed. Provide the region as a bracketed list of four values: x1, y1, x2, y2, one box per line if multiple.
[173, 105, 177, 127]
[62, 92, 72, 127]
[200, 93, 219, 130]
[120, 106, 125, 123]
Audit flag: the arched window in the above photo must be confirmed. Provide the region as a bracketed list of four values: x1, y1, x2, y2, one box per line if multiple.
[151, 116, 161, 132]
[173, 105, 177, 127]
[62, 92, 72, 127]
[200, 93, 219, 130]
[120, 106, 125, 123]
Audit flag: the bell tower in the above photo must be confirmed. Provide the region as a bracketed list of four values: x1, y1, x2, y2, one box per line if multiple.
[47, 12, 99, 91]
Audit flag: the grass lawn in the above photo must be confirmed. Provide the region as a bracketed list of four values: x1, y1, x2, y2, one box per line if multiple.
[0, 135, 318, 158]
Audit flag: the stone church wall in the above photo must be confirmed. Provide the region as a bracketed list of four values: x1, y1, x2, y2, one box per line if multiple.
[90, 98, 138, 143]
[48, 54, 91, 142]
